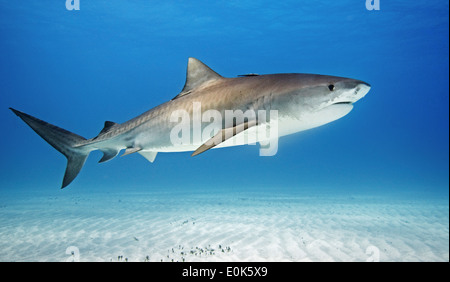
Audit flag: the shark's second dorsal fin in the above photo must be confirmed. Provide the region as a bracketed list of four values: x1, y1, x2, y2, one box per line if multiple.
[173, 58, 222, 100]
[99, 121, 119, 135]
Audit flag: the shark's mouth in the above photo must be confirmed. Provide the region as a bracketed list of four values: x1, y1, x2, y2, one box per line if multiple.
[332, 101, 353, 105]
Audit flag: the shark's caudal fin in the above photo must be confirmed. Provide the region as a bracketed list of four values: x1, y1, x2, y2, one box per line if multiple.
[10, 108, 90, 188]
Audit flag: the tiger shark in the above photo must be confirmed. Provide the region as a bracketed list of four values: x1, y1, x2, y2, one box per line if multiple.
[10, 58, 370, 188]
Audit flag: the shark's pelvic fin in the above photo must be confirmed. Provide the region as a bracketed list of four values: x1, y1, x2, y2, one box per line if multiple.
[122, 147, 142, 156]
[173, 58, 222, 100]
[138, 151, 158, 163]
[9, 108, 90, 188]
[192, 119, 258, 157]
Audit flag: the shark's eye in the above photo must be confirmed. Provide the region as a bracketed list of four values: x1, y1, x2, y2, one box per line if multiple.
[328, 84, 335, 91]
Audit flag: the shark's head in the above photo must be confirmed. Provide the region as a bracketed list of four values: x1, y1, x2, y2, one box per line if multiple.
[272, 73, 371, 135]
[316, 76, 371, 109]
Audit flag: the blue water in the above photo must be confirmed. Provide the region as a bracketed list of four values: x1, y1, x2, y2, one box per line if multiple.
[0, 1, 448, 261]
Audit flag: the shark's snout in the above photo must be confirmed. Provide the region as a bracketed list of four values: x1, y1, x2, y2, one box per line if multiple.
[354, 81, 371, 100]
[338, 80, 370, 104]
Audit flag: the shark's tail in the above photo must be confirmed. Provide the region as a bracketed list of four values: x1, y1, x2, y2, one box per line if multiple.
[10, 108, 90, 188]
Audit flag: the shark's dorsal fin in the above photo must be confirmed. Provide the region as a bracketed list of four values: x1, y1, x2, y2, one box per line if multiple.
[99, 121, 119, 135]
[173, 58, 222, 100]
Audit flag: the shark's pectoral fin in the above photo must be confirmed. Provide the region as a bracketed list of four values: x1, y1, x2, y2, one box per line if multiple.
[99, 148, 120, 163]
[138, 151, 158, 163]
[192, 119, 257, 157]
[122, 147, 142, 157]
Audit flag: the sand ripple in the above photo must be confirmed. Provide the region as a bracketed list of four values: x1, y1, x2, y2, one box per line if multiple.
[0, 191, 448, 261]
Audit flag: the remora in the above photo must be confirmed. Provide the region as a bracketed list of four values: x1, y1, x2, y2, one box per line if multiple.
[10, 58, 370, 188]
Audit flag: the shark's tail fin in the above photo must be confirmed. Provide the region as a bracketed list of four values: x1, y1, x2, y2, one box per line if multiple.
[10, 108, 90, 188]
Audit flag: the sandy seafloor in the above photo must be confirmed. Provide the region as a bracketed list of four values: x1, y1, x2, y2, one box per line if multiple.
[0, 188, 448, 262]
